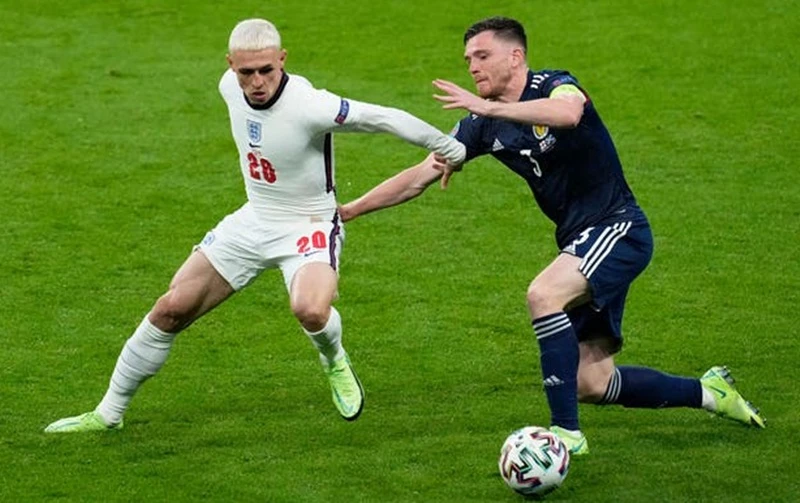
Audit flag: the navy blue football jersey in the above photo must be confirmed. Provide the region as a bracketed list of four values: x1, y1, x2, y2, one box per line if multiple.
[453, 70, 645, 248]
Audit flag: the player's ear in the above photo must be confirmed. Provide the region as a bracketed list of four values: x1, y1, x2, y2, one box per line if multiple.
[510, 47, 526, 68]
[226, 54, 234, 70]
[279, 49, 287, 66]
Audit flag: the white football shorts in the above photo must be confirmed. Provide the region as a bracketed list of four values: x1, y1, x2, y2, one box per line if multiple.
[196, 204, 344, 292]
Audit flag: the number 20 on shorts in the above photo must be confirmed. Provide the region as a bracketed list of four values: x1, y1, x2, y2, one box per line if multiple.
[297, 231, 327, 254]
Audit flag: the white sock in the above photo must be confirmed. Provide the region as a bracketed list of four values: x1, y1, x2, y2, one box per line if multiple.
[96, 316, 176, 425]
[303, 306, 345, 366]
[701, 386, 717, 411]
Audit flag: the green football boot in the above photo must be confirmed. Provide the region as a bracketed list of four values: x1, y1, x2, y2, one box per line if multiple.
[701, 366, 765, 428]
[44, 410, 123, 433]
[324, 354, 364, 421]
[550, 425, 589, 456]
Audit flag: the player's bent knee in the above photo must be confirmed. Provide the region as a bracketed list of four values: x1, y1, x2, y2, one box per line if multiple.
[290, 300, 329, 332]
[577, 374, 609, 403]
[526, 284, 559, 318]
[150, 292, 194, 333]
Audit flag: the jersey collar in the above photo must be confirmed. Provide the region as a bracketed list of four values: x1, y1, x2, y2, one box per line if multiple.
[244, 71, 290, 110]
[520, 70, 536, 101]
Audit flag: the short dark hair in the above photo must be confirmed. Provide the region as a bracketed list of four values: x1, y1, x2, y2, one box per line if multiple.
[463, 17, 527, 54]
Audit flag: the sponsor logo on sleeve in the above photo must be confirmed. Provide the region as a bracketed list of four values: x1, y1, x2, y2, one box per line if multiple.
[335, 99, 350, 124]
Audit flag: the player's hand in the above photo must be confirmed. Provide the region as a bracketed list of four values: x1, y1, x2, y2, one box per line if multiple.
[432, 153, 462, 190]
[338, 203, 354, 223]
[433, 79, 487, 115]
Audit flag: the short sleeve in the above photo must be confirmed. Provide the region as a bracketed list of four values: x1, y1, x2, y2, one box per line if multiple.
[539, 72, 584, 99]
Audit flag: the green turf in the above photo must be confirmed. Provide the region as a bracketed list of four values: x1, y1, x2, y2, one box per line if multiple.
[1, 0, 798, 501]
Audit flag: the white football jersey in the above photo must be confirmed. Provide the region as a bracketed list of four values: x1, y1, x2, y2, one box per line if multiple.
[219, 70, 350, 221]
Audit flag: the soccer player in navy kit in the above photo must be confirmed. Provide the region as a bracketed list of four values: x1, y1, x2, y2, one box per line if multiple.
[339, 16, 765, 454]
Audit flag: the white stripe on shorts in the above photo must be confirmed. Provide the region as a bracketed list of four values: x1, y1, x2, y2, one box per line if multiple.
[579, 221, 632, 279]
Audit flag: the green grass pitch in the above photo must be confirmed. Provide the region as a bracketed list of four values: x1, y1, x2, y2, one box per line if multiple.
[1, 0, 798, 501]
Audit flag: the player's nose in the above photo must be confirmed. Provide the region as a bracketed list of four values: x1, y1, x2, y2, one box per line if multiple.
[251, 73, 265, 87]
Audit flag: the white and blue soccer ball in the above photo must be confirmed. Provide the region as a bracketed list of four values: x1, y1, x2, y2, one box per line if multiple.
[498, 426, 570, 496]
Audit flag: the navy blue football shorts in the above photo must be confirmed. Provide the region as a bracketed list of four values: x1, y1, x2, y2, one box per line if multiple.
[561, 218, 653, 352]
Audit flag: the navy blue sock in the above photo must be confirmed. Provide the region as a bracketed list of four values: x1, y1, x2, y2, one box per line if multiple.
[532, 312, 580, 430]
[600, 366, 702, 408]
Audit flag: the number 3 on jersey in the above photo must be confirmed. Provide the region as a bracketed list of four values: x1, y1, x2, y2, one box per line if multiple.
[247, 152, 276, 183]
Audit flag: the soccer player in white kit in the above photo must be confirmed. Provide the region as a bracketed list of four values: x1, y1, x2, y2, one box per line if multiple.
[44, 18, 466, 432]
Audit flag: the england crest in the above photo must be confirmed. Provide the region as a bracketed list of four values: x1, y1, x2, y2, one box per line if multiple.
[247, 119, 262, 144]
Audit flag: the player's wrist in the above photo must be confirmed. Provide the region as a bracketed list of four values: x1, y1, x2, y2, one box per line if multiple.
[339, 201, 362, 222]
[479, 100, 499, 117]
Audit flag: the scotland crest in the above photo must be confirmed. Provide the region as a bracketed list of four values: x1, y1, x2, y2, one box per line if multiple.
[246, 119, 262, 144]
[533, 124, 549, 140]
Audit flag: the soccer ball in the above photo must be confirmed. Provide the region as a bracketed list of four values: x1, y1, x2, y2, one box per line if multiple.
[498, 426, 570, 496]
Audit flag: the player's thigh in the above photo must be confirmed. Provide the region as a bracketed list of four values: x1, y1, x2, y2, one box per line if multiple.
[577, 339, 616, 403]
[527, 253, 591, 316]
[289, 262, 338, 316]
[153, 250, 235, 328]
[154, 205, 267, 327]
[279, 217, 343, 321]
[171, 250, 235, 303]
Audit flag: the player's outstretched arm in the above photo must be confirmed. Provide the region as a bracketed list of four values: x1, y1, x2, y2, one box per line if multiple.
[341, 101, 466, 166]
[433, 79, 585, 128]
[339, 154, 445, 223]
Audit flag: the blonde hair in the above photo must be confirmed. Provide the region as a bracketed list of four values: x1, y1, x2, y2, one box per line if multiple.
[228, 19, 281, 52]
